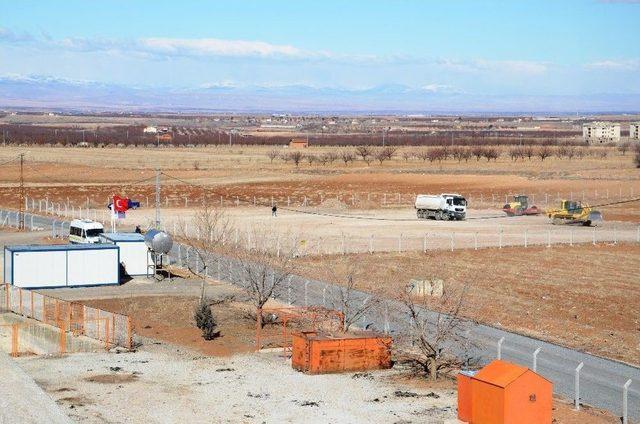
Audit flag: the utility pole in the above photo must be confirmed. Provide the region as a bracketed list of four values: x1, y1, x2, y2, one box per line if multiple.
[18, 153, 25, 230]
[155, 168, 161, 228]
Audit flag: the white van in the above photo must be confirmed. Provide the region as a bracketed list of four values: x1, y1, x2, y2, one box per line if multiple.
[69, 219, 105, 244]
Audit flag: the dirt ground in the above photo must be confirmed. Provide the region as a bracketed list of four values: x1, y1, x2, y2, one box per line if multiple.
[15, 291, 618, 423]
[293, 243, 640, 365]
[82, 295, 285, 357]
[16, 344, 460, 423]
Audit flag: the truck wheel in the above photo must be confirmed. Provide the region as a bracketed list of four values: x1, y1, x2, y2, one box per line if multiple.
[442, 213, 450, 221]
[435, 212, 441, 220]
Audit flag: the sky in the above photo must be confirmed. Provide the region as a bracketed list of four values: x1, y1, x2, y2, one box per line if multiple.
[0, 0, 639, 104]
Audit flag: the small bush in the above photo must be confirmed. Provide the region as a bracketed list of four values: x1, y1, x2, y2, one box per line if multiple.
[194, 299, 220, 340]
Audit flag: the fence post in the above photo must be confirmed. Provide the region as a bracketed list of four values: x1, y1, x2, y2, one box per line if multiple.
[547, 229, 551, 248]
[623, 379, 632, 424]
[524, 229, 528, 248]
[497, 337, 505, 359]
[499, 228, 503, 249]
[341, 234, 345, 255]
[575, 362, 584, 410]
[474, 232, 478, 250]
[533, 347, 542, 372]
[398, 233, 402, 252]
[637, 226, 640, 243]
[369, 234, 374, 254]
[450, 232, 454, 251]
[613, 225, 617, 244]
[51, 221, 57, 238]
[423, 234, 427, 253]
[592, 227, 596, 245]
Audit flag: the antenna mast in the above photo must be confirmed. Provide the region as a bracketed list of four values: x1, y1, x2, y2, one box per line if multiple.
[18, 153, 25, 230]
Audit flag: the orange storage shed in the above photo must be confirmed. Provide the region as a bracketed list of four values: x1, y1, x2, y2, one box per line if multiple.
[291, 331, 392, 374]
[458, 360, 552, 424]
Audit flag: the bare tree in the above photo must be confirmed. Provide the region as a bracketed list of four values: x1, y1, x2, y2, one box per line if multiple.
[401, 150, 413, 162]
[305, 153, 316, 166]
[523, 145, 535, 160]
[482, 147, 499, 162]
[324, 260, 381, 331]
[177, 204, 231, 300]
[267, 149, 280, 164]
[287, 151, 304, 167]
[340, 150, 355, 165]
[355, 146, 373, 165]
[508, 147, 523, 162]
[232, 226, 299, 327]
[325, 151, 338, 164]
[471, 146, 485, 161]
[415, 149, 429, 162]
[536, 146, 552, 161]
[396, 284, 473, 381]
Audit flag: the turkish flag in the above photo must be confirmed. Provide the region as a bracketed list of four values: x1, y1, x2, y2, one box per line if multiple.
[113, 195, 129, 212]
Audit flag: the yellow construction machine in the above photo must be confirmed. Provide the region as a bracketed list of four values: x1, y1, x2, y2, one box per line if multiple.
[546, 200, 602, 226]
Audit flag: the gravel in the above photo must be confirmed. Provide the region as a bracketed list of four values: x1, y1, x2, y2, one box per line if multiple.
[16, 339, 458, 424]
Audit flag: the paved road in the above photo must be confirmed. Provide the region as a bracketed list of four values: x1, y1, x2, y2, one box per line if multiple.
[4, 210, 640, 422]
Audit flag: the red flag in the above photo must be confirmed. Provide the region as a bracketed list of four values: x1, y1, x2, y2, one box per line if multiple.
[113, 195, 129, 212]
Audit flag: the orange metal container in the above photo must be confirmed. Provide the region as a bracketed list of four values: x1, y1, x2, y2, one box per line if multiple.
[465, 360, 552, 424]
[292, 330, 392, 374]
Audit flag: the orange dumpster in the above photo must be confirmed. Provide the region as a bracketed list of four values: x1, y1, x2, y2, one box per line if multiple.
[292, 330, 392, 374]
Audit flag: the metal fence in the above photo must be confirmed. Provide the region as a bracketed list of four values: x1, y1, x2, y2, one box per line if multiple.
[2, 284, 132, 350]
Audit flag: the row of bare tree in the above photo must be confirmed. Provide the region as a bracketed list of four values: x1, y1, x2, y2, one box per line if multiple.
[267, 143, 627, 167]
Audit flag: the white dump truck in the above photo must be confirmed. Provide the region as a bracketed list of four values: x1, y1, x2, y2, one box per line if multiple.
[415, 194, 467, 220]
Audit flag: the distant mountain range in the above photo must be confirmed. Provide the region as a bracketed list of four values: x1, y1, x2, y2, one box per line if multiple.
[1, 75, 639, 114]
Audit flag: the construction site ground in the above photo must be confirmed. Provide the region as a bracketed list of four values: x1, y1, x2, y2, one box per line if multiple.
[293, 243, 640, 366]
[7, 276, 618, 423]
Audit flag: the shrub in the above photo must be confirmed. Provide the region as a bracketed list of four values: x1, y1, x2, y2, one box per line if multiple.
[194, 300, 220, 340]
[634, 145, 640, 168]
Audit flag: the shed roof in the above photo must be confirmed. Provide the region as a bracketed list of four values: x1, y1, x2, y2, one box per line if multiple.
[472, 360, 529, 388]
[100, 233, 144, 242]
[5, 244, 118, 252]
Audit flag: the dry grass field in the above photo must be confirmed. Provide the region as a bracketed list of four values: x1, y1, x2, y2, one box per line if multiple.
[0, 144, 638, 365]
[293, 243, 640, 365]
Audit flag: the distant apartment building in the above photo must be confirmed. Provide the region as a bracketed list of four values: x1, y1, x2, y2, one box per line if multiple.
[630, 122, 640, 140]
[582, 122, 620, 143]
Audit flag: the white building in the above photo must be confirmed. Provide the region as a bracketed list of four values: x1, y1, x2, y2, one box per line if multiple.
[630, 122, 640, 140]
[582, 122, 620, 143]
[143, 126, 158, 134]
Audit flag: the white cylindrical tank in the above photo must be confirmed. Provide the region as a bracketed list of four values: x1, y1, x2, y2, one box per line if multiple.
[415, 195, 445, 210]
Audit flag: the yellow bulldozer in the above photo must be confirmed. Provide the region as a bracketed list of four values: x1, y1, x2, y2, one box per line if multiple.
[546, 200, 602, 226]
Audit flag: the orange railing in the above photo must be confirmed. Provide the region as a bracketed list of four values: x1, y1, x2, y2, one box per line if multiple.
[2, 284, 132, 350]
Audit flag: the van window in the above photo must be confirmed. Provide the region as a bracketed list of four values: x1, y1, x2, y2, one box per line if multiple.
[86, 228, 104, 237]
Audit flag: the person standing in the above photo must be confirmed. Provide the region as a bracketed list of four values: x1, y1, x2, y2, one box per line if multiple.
[272, 204, 277, 217]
